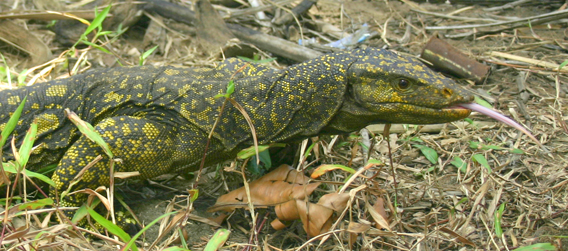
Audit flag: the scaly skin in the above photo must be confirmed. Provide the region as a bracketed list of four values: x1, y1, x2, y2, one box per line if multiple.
[0, 47, 472, 222]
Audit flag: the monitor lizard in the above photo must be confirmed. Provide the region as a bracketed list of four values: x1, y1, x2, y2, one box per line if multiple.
[0, 47, 473, 228]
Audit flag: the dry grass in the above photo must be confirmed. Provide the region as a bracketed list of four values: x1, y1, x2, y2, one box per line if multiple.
[0, 0, 567, 250]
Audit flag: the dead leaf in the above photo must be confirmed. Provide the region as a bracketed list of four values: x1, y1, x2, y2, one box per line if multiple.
[195, 0, 235, 54]
[439, 227, 476, 247]
[208, 181, 320, 212]
[347, 221, 371, 234]
[2, 226, 30, 241]
[114, 171, 140, 179]
[0, 20, 52, 66]
[295, 200, 334, 237]
[270, 218, 287, 230]
[209, 165, 347, 237]
[317, 192, 350, 212]
[372, 197, 389, 224]
[311, 164, 356, 179]
[366, 200, 391, 231]
[274, 199, 301, 221]
[207, 165, 318, 212]
[208, 213, 228, 226]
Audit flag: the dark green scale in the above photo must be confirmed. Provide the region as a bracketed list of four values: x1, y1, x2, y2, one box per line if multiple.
[0, 48, 472, 224]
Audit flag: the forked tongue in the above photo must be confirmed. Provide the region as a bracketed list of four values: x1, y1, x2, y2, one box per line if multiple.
[458, 103, 542, 147]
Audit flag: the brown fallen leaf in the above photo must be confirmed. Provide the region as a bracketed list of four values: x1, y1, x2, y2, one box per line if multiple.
[274, 199, 301, 221]
[366, 200, 391, 231]
[208, 213, 228, 226]
[207, 165, 319, 212]
[347, 221, 371, 234]
[317, 192, 350, 212]
[270, 218, 288, 230]
[209, 165, 350, 237]
[439, 227, 476, 247]
[2, 226, 30, 242]
[295, 200, 334, 237]
[261, 164, 311, 184]
[372, 197, 389, 226]
[273, 195, 350, 237]
[310, 164, 355, 179]
[207, 180, 320, 212]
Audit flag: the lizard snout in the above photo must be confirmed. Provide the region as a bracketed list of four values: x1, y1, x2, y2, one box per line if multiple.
[444, 86, 474, 106]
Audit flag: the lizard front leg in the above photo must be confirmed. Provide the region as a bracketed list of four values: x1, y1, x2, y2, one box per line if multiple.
[50, 116, 185, 231]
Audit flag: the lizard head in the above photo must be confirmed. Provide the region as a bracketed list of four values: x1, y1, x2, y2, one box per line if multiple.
[325, 48, 540, 146]
[342, 48, 473, 125]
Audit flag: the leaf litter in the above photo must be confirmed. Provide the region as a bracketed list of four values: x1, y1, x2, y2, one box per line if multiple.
[0, 0, 566, 250]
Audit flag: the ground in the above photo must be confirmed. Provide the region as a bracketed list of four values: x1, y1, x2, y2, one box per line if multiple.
[0, 0, 566, 250]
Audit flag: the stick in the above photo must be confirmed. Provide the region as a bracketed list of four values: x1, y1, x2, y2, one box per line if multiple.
[483, 0, 532, 12]
[426, 9, 568, 31]
[489, 51, 568, 73]
[142, 0, 323, 61]
[272, 0, 317, 26]
[227, 23, 322, 61]
[411, 9, 497, 22]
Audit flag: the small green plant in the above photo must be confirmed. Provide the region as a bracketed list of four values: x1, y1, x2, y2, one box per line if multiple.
[450, 156, 467, 173]
[63, 4, 128, 68]
[559, 59, 568, 70]
[474, 95, 492, 109]
[1, 96, 26, 147]
[237, 143, 285, 175]
[472, 153, 491, 173]
[87, 207, 133, 246]
[0, 53, 22, 85]
[413, 144, 438, 165]
[408, 141, 439, 177]
[204, 228, 231, 251]
[511, 243, 556, 251]
[16, 69, 29, 86]
[1, 97, 54, 185]
[88, 206, 178, 251]
[0, 65, 8, 83]
[17, 118, 37, 171]
[0, 98, 56, 233]
[449, 197, 468, 217]
[213, 80, 235, 99]
[139, 45, 159, 66]
[469, 141, 524, 154]
[72, 4, 114, 52]
[494, 202, 505, 238]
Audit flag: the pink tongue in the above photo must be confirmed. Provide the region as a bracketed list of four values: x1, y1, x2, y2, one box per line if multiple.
[458, 103, 541, 146]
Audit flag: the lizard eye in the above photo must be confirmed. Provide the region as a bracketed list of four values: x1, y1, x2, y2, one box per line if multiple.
[396, 78, 412, 91]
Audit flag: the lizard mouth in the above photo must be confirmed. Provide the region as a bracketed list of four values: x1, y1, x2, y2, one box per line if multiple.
[383, 103, 471, 124]
[442, 105, 471, 113]
[421, 103, 472, 118]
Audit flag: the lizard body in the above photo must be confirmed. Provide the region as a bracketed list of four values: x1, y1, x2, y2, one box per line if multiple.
[0, 48, 472, 216]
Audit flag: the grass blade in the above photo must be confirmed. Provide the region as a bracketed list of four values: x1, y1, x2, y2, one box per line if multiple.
[1, 96, 27, 147]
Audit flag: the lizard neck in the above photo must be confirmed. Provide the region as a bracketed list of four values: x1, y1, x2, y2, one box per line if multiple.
[319, 100, 385, 134]
[224, 55, 356, 147]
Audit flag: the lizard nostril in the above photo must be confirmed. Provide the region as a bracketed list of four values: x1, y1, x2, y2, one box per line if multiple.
[442, 88, 453, 98]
